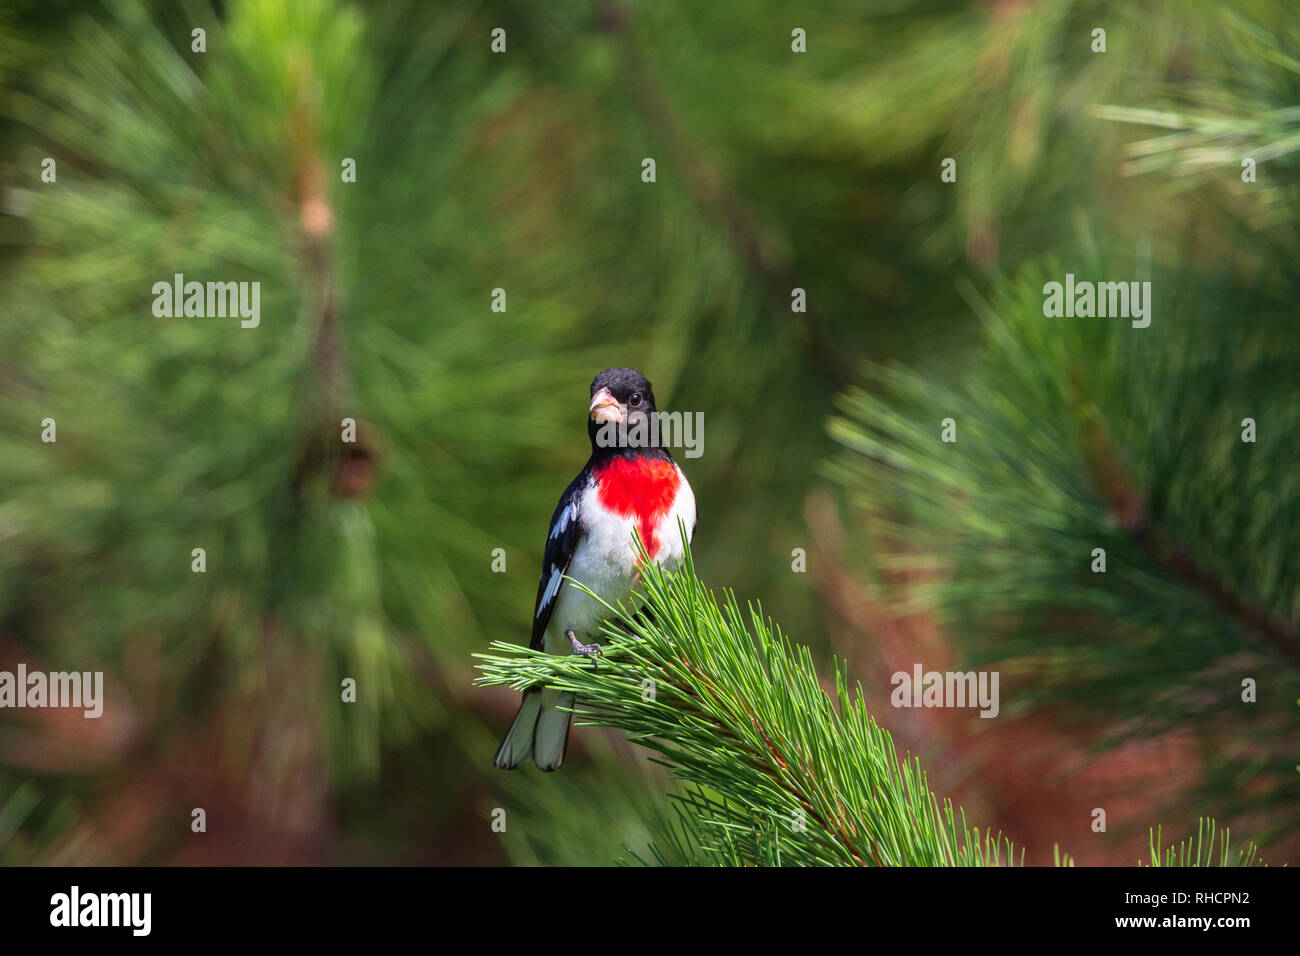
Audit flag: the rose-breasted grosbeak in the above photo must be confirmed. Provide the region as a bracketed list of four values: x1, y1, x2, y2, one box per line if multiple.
[494, 367, 697, 771]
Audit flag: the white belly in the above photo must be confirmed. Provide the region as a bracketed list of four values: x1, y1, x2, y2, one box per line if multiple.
[542, 467, 695, 656]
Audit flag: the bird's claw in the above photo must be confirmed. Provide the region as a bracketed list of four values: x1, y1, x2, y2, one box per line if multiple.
[566, 628, 603, 670]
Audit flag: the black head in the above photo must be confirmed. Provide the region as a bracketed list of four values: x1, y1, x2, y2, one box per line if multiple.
[586, 367, 665, 456]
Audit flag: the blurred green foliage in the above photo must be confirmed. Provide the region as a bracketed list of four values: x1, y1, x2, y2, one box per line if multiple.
[0, 0, 1295, 863]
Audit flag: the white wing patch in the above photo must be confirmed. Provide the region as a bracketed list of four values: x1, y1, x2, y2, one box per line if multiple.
[536, 564, 564, 618]
[549, 499, 579, 539]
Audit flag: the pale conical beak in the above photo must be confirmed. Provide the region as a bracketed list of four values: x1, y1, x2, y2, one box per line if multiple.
[589, 387, 624, 424]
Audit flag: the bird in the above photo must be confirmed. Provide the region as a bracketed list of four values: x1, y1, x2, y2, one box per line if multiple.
[494, 367, 697, 771]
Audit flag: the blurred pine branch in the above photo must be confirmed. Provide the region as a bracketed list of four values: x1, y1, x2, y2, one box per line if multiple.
[825, 259, 1300, 844]
[820, 4, 1300, 851]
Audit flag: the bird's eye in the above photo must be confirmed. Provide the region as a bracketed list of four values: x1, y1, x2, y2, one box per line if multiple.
[629, 392, 642, 407]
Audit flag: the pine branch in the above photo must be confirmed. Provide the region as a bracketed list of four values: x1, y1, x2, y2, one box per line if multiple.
[1081, 408, 1300, 663]
[476, 539, 1019, 867]
[476, 539, 1266, 866]
[1093, 8, 1300, 246]
[825, 260, 1300, 838]
[1143, 818, 1260, 868]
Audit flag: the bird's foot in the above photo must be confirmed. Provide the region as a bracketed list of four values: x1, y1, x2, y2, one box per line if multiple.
[566, 629, 602, 670]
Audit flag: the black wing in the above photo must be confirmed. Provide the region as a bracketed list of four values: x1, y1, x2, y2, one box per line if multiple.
[529, 469, 588, 650]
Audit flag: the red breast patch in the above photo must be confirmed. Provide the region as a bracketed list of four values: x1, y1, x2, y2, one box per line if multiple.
[594, 457, 680, 560]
